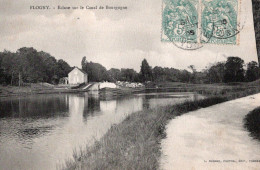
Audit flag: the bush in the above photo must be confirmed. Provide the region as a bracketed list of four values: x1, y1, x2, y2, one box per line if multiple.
[244, 107, 260, 141]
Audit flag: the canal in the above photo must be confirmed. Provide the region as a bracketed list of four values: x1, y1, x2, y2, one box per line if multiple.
[0, 92, 201, 170]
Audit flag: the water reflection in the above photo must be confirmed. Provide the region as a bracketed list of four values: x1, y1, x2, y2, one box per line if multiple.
[0, 92, 201, 170]
[0, 95, 69, 118]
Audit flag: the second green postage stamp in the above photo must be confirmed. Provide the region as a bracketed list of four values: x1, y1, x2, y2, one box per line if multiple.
[201, 0, 240, 44]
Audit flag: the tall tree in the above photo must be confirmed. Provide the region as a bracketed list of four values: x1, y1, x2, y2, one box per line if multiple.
[246, 61, 259, 82]
[224, 57, 245, 82]
[140, 59, 153, 82]
[81, 56, 87, 69]
[188, 65, 197, 83]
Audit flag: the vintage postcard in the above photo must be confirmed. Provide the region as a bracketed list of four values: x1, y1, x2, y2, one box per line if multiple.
[0, 0, 259, 169]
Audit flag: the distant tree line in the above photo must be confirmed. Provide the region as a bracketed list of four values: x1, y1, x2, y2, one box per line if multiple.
[0, 47, 72, 85]
[0, 47, 259, 86]
[207, 57, 260, 83]
[81, 56, 260, 84]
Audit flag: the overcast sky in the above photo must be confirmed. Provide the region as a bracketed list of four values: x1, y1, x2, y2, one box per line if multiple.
[0, 0, 258, 71]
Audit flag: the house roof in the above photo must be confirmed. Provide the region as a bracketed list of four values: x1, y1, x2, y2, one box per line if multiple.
[70, 67, 88, 75]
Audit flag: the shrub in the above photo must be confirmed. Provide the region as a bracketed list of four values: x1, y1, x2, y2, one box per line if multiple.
[244, 107, 260, 141]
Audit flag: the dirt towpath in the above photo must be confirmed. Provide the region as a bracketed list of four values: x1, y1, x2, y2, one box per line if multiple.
[160, 93, 260, 170]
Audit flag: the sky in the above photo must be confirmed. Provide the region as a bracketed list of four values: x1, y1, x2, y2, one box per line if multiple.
[0, 0, 258, 72]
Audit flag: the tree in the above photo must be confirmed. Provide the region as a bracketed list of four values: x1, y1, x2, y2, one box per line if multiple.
[39, 51, 59, 84]
[0, 50, 19, 85]
[224, 57, 245, 82]
[188, 65, 197, 83]
[0, 48, 72, 85]
[152, 66, 183, 82]
[56, 59, 72, 81]
[153, 66, 166, 82]
[178, 70, 191, 83]
[81, 58, 110, 82]
[120, 68, 139, 82]
[164, 68, 178, 82]
[108, 68, 121, 81]
[17, 47, 45, 83]
[140, 59, 153, 82]
[207, 62, 225, 83]
[246, 61, 259, 82]
[0, 52, 7, 84]
[81, 56, 87, 69]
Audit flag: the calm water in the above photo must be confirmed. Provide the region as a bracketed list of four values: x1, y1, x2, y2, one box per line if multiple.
[0, 92, 201, 170]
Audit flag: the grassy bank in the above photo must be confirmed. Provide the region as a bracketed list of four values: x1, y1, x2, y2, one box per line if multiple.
[244, 107, 260, 141]
[65, 97, 226, 170]
[65, 80, 260, 170]
[99, 80, 260, 99]
[0, 84, 87, 97]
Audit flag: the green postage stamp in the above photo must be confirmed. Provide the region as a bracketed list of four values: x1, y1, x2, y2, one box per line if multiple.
[162, 0, 240, 46]
[162, 0, 199, 44]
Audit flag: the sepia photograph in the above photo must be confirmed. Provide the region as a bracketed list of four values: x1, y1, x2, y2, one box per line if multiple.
[0, 0, 259, 169]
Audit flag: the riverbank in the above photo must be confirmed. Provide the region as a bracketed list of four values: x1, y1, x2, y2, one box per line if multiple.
[64, 81, 260, 169]
[65, 97, 227, 170]
[244, 107, 260, 141]
[99, 80, 260, 99]
[1, 80, 259, 99]
[161, 93, 260, 170]
[0, 84, 87, 98]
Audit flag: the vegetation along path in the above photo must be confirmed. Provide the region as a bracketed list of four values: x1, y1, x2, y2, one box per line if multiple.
[160, 93, 260, 170]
